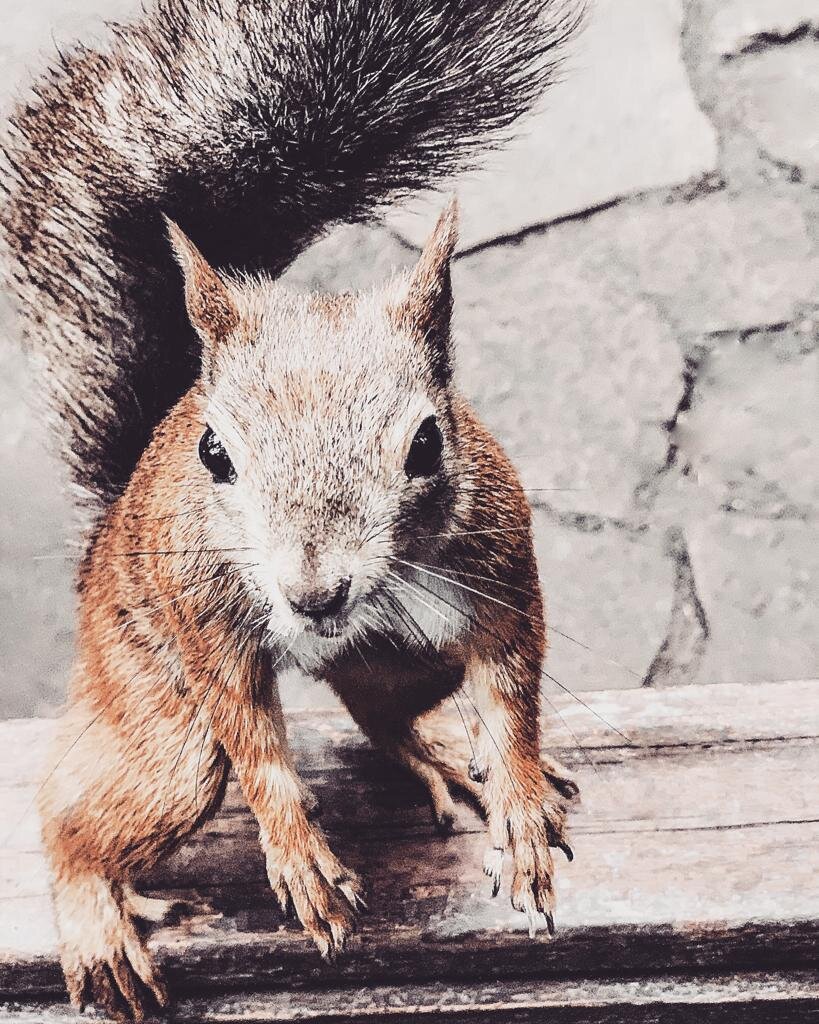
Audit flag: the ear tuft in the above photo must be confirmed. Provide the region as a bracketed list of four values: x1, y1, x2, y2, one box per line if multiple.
[407, 197, 458, 314]
[165, 216, 240, 356]
[393, 197, 459, 381]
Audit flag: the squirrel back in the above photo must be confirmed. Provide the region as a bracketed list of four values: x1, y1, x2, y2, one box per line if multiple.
[0, 0, 581, 523]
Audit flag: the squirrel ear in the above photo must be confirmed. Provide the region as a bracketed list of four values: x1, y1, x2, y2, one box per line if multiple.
[164, 216, 240, 361]
[394, 197, 459, 382]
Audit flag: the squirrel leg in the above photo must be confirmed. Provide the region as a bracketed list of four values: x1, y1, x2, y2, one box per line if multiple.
[190, 643, 365, 960]
[413, 733, 488, 808]
[398, 730, 488, 830]
[468, 748, 580, 805]
[223, 713, 365, 958]
[466, 651, 572, 938]
[405, 710, 576, 828]
[390, 740, 459, 834]
[38, 667, 229, 1020]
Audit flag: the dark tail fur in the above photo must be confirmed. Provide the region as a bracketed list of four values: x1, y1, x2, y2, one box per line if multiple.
[0, 0, 582, 520]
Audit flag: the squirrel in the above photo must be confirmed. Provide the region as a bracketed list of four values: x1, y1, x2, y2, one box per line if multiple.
[1, 0, 584, 1019]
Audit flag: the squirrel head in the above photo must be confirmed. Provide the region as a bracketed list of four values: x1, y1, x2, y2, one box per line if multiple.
[166, 201, 471, 658]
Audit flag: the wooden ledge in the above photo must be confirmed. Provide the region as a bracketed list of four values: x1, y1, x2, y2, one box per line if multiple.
[1, 679, 817, 1021]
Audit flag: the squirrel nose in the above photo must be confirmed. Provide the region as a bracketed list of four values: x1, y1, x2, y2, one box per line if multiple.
[284, 577, 351, 619]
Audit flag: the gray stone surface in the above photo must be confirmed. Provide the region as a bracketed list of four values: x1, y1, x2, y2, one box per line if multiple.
[642, 318, 818, 687]
[449, 217, 683, 519]
[688, 517, 816, 685]
[724, 41, 819, 182]
[1, 0, 818, 716]
[388, 0, 718, 250]
[670, 322, 817, 519]
[595, 189, 818, 333]
[0, 299, 75, 718]
[532, 513, 670, 694]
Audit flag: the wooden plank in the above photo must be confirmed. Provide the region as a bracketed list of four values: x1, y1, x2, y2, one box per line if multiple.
[0, 680, 817, 1006]
[0, 679, 816, 788]
[2, 972, 818, 1022]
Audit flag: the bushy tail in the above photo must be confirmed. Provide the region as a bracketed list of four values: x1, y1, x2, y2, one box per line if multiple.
[0, 0, 582, 519]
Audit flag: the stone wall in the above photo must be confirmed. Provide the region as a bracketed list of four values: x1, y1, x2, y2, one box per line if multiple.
[0, 0, 816, 717]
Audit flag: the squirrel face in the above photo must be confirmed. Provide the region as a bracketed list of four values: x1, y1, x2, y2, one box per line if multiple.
[167, 203, 469, 659]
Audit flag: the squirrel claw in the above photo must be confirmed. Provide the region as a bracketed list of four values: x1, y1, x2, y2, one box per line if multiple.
[58, 875, 168, 1023]
[483, 846, 504, 897]
[553, 777, 580, 801]
[545, 821, 574, 862]
[339, 880, 368, 913]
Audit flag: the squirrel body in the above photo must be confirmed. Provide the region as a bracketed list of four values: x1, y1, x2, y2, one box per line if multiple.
[2, 0, 583, 1017]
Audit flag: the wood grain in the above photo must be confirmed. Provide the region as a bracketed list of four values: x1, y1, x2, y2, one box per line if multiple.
[2, 972, 818, 1022]
[1, 679, 817, 1019]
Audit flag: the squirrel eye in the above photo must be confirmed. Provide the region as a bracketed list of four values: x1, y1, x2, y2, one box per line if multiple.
[199, 426, 236, 484]
[405, 416, 443, 479]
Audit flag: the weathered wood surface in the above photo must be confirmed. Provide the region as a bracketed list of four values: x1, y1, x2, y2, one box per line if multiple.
[4, 973, 819, 1023]
[1, 679, 817, 1021]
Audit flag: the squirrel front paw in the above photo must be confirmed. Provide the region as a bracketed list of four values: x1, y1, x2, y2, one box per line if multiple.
[265, 833, 366, 960]
[54, 873, 167, 1022]
[483, 787, 573, 938]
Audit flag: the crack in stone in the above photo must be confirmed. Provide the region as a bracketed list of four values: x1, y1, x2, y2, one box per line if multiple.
[528, 498, 651, 537]
[453, 174, 727, 262]
[719, 478, 815, 523]
[723, 23, 819, 61]
[634, 350, 705, 512]
[626, 351, 710, 687]
[696, 319, 794, 345]
[390, 172, 729, 262]
[454, 197, 626, 260]
[643, 525, 710, 688]
[759, 151, 804, 185]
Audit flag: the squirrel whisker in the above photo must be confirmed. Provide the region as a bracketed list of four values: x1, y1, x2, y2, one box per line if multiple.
[397, 557, 638, 675]
[113, 562, 259, 634]
[110, 548, 256, 558]
[379, 583, 512, 780]
[401, 567, 629, 753]
[385, 569, 452, 627]
[122, 506, 208, 523]
[409, 560, 539, 598]
[397, 559, 640, 678]
[32, 546, 256, 561]
[419, 525, 535, 540]
[192, 581, 255, 628]
[449, 690, 479, 769]
[394, 557, 534, 621]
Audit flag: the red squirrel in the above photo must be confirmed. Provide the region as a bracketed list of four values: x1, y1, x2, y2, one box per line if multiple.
[1, 0, 583, 1018]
